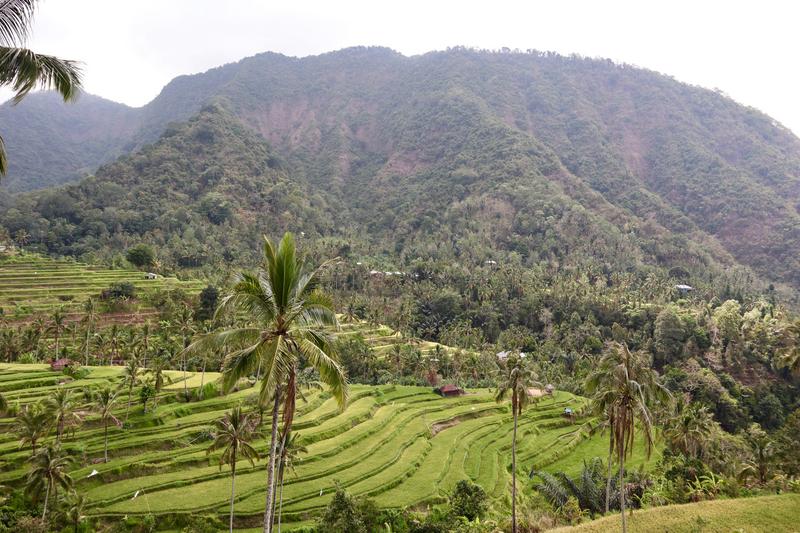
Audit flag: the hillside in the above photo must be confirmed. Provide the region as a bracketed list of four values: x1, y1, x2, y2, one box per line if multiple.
[551, 493, 800, 533]
[0, 92, 139, 192]
[0, 355, 626, 528]
[3, 48, 800, 290]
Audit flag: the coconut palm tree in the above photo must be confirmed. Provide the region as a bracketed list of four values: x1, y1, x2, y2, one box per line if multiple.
[146, 355, 172, 408]
[495, 352, 539, 533]
[185, 232, 347, 533]
[44, 388, 81, 444]
[585, 342, 667, 533]
[89, 386, 119, 462]
[133, 321, 153, 368]
[207, 406, 260, 533]
[25, 443, 73, 521]
[63, 491, 87, 533]
[122, 357, 140, 425]
[80, 298, 99, 366]
[0, 0, 83, 178]
[275, 430, 306, 533]
[778, 319, 800, 376]
[663, 399, 715, 460]
[173, 305, 196, 395]
[46, 307, 67, 360]
[15, 402, 49, 455]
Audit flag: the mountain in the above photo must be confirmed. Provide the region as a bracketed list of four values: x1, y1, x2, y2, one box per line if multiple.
[0, 92, 139, 192]
[3, 47, 800, 293]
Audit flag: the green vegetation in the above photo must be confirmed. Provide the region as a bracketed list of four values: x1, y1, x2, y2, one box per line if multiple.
[550, 493, 800, 533]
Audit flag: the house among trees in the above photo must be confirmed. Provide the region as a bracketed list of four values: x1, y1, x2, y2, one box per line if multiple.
[50, 358, 74, 371]
[144, 272, 158, 280]
[434, 384, 465, 397]
[674, 284, 694, 294]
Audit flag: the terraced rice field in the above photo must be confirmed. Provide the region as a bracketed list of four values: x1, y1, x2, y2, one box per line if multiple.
[0, 252, 205, 320]
[0, 362, 629, 529]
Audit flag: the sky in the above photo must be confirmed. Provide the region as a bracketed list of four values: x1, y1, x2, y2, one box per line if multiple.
[5, 0, 800, 134]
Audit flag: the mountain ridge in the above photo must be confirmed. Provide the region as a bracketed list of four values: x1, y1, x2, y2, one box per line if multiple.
[2, 46, 799, 292]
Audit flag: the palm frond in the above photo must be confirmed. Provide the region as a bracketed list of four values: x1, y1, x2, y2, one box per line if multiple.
[0, 0, 36, 46]
[0, 46, 82, 103]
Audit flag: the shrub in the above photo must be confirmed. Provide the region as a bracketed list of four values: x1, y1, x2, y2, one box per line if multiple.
[101, 282, 137, 301]
[126, 244, 155, 268]
[450, 479, 488, 520]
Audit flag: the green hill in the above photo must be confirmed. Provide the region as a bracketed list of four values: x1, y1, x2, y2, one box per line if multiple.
[0, 362, 628, 528]
[3, 48, 800, 292]
[0, 252, 204, 321]
[551, 493, 800, 533]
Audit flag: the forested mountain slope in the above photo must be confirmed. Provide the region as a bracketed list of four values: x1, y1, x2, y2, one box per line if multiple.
[3, 47, 800, 290]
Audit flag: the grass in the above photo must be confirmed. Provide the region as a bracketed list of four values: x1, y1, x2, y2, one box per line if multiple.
[550, 493, 800, 532]
[0, 361, 613, 526]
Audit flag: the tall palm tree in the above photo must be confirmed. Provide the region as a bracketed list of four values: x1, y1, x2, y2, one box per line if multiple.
[15, 402, 49, 455]
[80, 298, 99, 366]
[207, 406, 260, 533]
[64, 491, 87, 533]
[107, 324, 121, 364]
[146, 355, 172, 408]
[46, 307, 67, 360]
[25, 443, 73, 520]
[585, 342, 667, 533]
[0, 0, 82, 177]
[173, 305, 196, 395]
[778, 319, 800, 376]
[122, 357, 140, 425]
[663, 399, 715, 460]
[185, 232, 347, 533]
[275, 430, 306, 533]
[133, 321, 153, 368]
[495, 353, 538, 533]
[89, 386, 119, 462]
[44, 388, 81, 444]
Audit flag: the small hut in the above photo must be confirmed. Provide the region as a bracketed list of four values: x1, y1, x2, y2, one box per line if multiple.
[50, 358, 74, 371]
[434, 384, 465, 397]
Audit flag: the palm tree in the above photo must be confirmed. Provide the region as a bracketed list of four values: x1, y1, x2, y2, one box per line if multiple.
[133, 321, 153, 368]
[0, 0, 83, 177]
[663, 399, 715, 460]
[107, 324, 121, 364]
[173, 305, 196, 395]
[46, 307, 67, 360]
[0, 391, 7, 414]
[585, 342, 667, 533]
[80, 298, 99, 366]
[64, 491, 87, 533]
[146, 356, 172, 408]
[122, 357, 140, 425]
[15, 402, 49, 455]
[778, 319, 800, 376]
[44, 388, 81, 443]
[89, 386, 119, 462]
[495, 352, 539, 533]
[25, 443, 73, 520]
[185, 232, 347, 533]
[207, 406, 260, 533]
[275, 430, 306, 533]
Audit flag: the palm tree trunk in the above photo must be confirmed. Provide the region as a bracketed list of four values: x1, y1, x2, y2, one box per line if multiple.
[278, 472, 285, 533]
[619, 445, 627, 533]
[42, 481, 50, 520]
[104, 420, 109, 462]
[54, 332, 59, 359]
[263, 389, 281, 533]
[85, 328, 91, 366]
[125, 384, 132, 425]
[511, 406, 518, 533]
[229, 455, 237, 533]
[200, 355, 207, 391]
[182, 354, 188, 396]
[606, 446, 613, 513]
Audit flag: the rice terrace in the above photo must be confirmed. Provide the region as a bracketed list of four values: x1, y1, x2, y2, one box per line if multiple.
[1, 1, 800, 532]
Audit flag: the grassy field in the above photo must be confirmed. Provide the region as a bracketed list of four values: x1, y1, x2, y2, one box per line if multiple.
[551, 493, 800, 532]
[0, 361, 613, 528]
[0, 252, 204, 321]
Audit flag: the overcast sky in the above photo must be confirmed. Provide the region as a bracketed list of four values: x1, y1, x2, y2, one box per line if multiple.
[6, 0, 800, 134]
